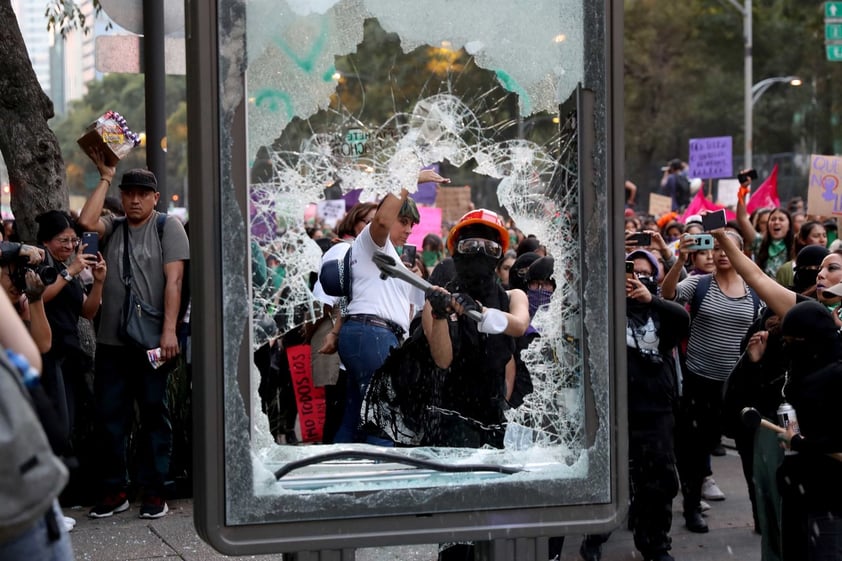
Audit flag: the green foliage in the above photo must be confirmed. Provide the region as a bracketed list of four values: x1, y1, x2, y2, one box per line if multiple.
[45, 0, 106, 38]
[625, 0, 842, 204]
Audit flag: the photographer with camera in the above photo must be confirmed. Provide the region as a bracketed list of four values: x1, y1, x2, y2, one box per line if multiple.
[1, 245, 52, 354]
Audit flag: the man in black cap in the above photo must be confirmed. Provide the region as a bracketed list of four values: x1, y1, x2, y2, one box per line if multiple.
[660, 158, 690, 212]
[78, 153, 189, 520]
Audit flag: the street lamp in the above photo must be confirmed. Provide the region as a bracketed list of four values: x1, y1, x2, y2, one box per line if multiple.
[748, 75, 802, 169]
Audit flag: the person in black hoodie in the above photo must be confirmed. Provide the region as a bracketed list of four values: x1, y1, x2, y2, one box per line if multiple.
[777, 300, 842, 561]
[562, 249, 689, 561]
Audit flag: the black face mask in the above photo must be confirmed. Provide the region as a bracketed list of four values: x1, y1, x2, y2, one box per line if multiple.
[793, 267, 819, 294]
[452, 252, 498, 299]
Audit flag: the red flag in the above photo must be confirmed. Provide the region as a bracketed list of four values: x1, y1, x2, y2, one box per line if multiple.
[746, 165, 780, 213]
[681, 189, 735, 222]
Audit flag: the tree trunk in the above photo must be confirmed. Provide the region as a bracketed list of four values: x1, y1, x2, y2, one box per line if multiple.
[0, 0, 67, 243]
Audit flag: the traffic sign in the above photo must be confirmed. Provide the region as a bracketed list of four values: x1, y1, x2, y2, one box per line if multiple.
[828, 22, 842, 40]
[828, 44, 842, 61]
[827, 1, 842, 19]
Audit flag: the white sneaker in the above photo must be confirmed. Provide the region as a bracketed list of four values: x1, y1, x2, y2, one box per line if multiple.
[700, 500, 711, 513]
[63, 516, 77, 532]
[702, 476, 726, 501]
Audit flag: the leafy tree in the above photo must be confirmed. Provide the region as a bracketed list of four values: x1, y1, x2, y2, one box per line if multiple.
[0, 0, 67, 241]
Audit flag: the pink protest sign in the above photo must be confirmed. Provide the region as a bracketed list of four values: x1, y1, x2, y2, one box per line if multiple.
[407, 206, 443, 247]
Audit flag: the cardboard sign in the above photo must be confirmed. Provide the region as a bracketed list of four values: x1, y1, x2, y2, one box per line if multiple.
[406, 206, 443, 247]
[286, 345, 326, 443]
[434, 185, 473, 224]
[648, 193, 672, 217]
[717, 178, 741, 208]
[807, 154, 842, 216]
[688, 136, 733, 179]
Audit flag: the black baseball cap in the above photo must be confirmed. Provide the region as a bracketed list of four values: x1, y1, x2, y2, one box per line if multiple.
[119, 169, 158, 192]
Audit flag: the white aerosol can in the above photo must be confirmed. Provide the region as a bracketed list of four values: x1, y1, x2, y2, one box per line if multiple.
[777, 402, 800, 456]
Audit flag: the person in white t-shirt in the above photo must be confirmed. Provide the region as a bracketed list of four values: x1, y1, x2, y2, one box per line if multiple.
[334, 171, 448, 443]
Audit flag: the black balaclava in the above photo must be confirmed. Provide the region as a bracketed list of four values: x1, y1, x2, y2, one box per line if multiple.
[452, 224, 502, 301]
[781, 300, 842, 377]
[793, 245, 830, 293]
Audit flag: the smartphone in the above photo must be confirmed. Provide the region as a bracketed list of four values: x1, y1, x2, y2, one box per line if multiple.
[627, 232, 652, 246]
[401, 244, 416, 266]
[686, 233, 714, 252]
[625, 261, 635, 280]
[737, 169, 758, 184]
[81, 232, 99, 256]
[701, 209, 727, 231]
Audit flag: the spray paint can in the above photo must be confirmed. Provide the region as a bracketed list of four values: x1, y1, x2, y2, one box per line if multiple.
[777, 402, 800, 455]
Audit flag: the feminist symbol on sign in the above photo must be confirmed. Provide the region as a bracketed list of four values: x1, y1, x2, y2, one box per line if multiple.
[822, 175, 840, 201]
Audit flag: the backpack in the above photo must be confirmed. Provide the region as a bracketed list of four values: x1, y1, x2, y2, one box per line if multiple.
[114, 213, 190, 323]
[688, 273, 762, 320]
[0, 348, 68, 539]
[319, 243, 353, 299]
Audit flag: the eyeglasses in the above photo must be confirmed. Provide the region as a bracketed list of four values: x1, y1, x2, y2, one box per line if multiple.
[55, 237, 80, 246]
[456, 238, 502, 258]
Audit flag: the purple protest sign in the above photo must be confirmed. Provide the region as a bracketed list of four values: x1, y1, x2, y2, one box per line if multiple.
[688, 136, 733, 179]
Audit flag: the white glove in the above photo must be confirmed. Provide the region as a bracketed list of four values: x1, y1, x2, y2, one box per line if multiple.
[478, 308, 508, 334]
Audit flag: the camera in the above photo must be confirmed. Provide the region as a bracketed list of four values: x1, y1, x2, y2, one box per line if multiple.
[10, 258, 57, 292]
[737, 169, 758, 184]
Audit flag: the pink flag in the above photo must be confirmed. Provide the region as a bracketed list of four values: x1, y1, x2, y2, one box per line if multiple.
[681, 189, 735, 222]
[746, 165, 780, 213]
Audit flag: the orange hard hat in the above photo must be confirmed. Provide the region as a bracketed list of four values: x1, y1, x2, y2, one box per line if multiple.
[447, 209, 510, 255]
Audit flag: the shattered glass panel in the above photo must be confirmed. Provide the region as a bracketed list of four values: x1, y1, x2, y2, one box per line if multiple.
[220, 0, 614, 525]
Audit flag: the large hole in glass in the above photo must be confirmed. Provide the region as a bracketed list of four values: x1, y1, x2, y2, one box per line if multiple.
[220, 3, 612, 525]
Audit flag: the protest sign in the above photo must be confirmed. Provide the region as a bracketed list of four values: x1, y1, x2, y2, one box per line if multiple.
[807, 154, 842, 216]
[648, 193, 672, 217]
[688, 136, 733, 179]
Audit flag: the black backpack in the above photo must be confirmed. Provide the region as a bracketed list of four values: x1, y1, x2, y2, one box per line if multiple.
[674, 174, 692, 209]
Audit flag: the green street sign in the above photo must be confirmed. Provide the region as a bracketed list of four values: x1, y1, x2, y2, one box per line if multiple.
[827, 1, 842, 19]
[828, 44, 842, 61]
[828, 23, 842, 40]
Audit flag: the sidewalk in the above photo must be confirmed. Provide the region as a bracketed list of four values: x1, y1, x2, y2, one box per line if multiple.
[65, 447, 760, 561]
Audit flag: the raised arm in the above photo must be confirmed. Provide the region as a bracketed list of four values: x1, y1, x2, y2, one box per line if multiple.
[735, 176, 757, 249]
[77, 148, 116, 236]
[711, 229, 796, 317]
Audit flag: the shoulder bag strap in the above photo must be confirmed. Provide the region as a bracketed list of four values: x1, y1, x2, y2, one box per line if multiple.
[121, 219, 133, 290]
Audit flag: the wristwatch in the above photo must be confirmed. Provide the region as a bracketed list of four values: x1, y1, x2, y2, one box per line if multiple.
[60, 269, 74, 283]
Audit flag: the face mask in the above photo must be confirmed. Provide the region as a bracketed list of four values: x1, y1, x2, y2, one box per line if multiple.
[422, 250, 440, 269]
[453, 252, 498, 298]
[793, 268, 819, 294]
[527, 288, 553, 317]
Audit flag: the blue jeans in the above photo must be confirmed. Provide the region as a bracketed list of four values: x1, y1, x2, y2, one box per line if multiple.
[0, 501, 73, 561]
[94, 344, 174, 494]
[334, 320, 398, 443]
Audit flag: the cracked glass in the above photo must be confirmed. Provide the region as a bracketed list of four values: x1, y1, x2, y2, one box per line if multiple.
[211, 0, 618, 526]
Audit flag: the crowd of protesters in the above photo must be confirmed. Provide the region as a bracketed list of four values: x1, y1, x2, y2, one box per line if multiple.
[4, 154, 842, 561]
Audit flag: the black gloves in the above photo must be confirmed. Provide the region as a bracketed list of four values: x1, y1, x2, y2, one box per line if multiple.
[426, 288, 451, 319]
[453, 292, 479, 314]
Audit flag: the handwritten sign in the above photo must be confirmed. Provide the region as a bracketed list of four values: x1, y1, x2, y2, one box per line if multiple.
[717, 179, 741, 208]
[286, 345, 326, 443]
[648, 193, 672, 217]
[317, 199, 346, 229]
[688, 136, 733, 179]
[807, 154, 842, 216]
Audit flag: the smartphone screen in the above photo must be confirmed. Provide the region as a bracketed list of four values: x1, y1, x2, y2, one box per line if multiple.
[701, 210, 727, 231]
[81, 232, 99, 256]
[401, 244, 416, 266]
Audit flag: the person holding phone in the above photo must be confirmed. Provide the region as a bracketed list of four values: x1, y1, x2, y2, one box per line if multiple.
[34, 210, 107, 529]
[661, 229, 761, 533]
